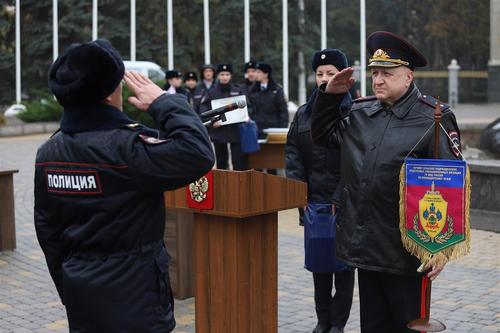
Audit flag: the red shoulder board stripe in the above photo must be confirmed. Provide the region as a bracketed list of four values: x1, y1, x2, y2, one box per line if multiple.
[353, 95, 377, 103]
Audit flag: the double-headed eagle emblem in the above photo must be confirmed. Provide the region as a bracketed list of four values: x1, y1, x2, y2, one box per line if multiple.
[188, 176, 209, 203]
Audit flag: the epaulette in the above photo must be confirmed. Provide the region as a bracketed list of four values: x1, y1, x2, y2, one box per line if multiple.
[419, 95, 451, 112]
[353, 95, 377, 103]
[123, 123, 142, 131]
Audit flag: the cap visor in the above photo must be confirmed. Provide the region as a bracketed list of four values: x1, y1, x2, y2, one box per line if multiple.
[368, 61, 403, 68]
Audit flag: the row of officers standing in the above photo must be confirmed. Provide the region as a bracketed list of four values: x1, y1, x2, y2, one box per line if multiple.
[162, 61, 289, 171]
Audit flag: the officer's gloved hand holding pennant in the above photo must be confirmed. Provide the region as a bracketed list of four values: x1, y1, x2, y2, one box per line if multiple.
[399, 101, 471, 332]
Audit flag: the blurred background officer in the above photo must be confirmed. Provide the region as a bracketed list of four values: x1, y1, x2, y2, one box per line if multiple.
[193, 64, 217, 114]
[311, 31, 461, 333]
[164, 69, 186, 95]
[286, 49, 354, 333]
[201, 63, 247, 170]
[250, 62, 288, 174]
[183, 71, 198, 109]
[35, 39, 214, 332]
[250, 62, 289, 135]
[239, 60, 257, 95]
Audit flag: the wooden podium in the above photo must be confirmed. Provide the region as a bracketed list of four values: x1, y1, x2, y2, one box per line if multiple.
[165, 170, 306, 332]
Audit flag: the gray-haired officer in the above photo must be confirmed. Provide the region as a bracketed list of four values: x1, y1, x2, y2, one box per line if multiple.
[311, 31, 461, 333]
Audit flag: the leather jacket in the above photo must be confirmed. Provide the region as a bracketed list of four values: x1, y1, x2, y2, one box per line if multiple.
[311, 83, 461, 275]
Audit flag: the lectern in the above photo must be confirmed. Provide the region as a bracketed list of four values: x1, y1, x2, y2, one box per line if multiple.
[164, 170, 306, 332]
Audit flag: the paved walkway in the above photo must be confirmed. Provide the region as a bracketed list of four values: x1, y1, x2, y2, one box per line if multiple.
[0, 134, 499, 333]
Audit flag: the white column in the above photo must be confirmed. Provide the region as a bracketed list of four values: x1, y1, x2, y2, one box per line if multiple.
[92, 0, 98, 40]
[203, 0, 210, 64]
[15, 0, 21, 103]
[491, 0, 500, 65]
[360, 0, 366, 96]
[321, 0, 326, 49]
[52, 0, 58, 61]
[130, 0, 136, 61]
[297, 0, 306, 105]
[282, 0, 289, 98]
[448, 59, 460, 107]
[244, 0, 250, 62]
[488, 0, 500, 102]
[167, 0, 174, 68]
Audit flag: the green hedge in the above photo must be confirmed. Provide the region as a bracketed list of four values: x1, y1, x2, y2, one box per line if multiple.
[17, 84, 159, 128]
[19, 92, 63, 123]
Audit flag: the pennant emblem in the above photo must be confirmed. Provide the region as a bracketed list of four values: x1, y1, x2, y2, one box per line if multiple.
[418, 182, 448, 242]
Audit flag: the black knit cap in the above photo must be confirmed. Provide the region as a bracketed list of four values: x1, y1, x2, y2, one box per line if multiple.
[48, 39, 124, 107]
[243, 60, 257, 72]
[183, 71, 198, 81]
[311, 49, 348, 72]
[366, 31, 427, 69]
[165, 69, 182, 79]
[217, 63, 233, 74]
[255, 62, 272, 75]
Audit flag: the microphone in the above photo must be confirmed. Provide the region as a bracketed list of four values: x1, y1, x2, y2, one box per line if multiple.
[200, 100, 246, 123]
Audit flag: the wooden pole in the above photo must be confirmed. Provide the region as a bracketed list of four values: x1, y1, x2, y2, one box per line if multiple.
[407, 98, 446, 332]
[433, 98, 442, 159]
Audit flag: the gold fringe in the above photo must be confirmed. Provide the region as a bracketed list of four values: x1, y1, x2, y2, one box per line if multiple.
[399, 163, 471, 269]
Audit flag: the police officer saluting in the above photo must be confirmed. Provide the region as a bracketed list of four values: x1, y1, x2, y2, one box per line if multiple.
[35, 39, 214, 332]
[311, 31, 461, 333]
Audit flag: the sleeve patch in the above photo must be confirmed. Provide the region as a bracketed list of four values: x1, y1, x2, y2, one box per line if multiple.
[139, 134, 167, 145]
[448, 130, 461, 157]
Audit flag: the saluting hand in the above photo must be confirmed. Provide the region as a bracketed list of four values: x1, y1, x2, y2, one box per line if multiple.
[324, 67, 356, 94]
[124, 71, 166, 111]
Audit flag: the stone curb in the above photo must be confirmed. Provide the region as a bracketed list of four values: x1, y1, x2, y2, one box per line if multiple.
[0, 122, 59, 137]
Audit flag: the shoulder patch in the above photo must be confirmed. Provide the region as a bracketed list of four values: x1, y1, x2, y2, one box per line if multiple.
[139, 134, 168, 145]
[420, 95, 450, 111]
[353, 95, 377, 103]
[448, 130, 461, 157]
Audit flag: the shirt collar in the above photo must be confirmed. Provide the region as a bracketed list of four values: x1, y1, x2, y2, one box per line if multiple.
[366, 83, 420, 119]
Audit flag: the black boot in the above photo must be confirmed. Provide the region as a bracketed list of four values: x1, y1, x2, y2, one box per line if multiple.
[312, 323, 331, 333]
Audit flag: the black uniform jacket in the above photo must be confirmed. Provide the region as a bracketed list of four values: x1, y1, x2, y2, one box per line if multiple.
[34, 93, 214, 332]
[311, 83, 461, 275]
[201, 82, 245, 143]
[249, 80, 289, 132]
[192, 82, 214, 114]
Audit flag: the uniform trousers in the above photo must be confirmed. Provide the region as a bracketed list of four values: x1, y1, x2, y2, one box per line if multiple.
[214, 142, 247, 170]
[358, 269, 425, 333]
[313, 270, 355, 329]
